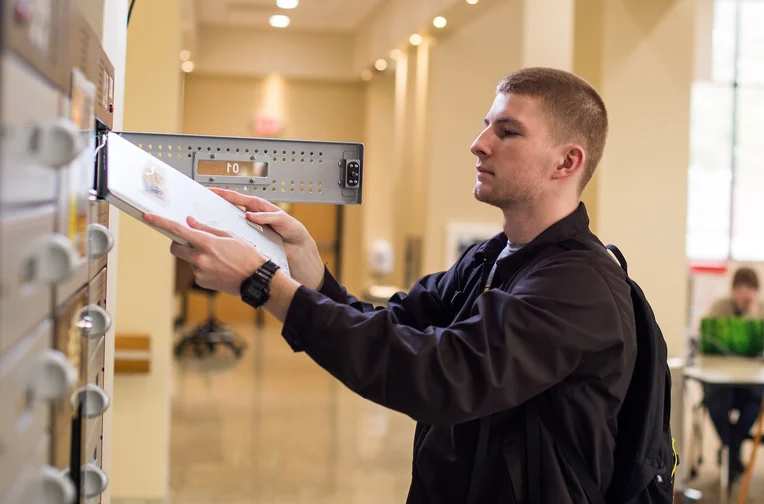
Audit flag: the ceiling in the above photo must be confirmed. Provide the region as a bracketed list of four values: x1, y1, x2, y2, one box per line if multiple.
[195, 0, 387, 32]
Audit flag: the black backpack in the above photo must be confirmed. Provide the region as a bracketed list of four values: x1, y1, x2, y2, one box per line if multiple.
[466, 239, 679, 504]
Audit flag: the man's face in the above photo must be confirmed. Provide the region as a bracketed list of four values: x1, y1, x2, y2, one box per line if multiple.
[470, 93, 562, 209]
[733, 285, 758, 314]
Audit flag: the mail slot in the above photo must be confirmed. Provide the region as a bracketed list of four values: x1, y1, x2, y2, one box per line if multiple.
[51, 286, 88, 474]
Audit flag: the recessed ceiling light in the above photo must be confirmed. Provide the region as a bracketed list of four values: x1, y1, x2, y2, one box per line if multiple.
[361, 69, 373, 81]
[269, 14, 290, 28]
[433, 16, 447, 28]
[179, 49, 191, 61]
[409, 34, 422, 46]
[181, 61, 195, 73]
[374, 59, 388, 71]
[277, 0, 299, 8]
[466, 0, 479, 4]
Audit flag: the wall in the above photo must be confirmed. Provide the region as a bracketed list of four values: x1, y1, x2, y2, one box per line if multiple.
[594, 0, 695, 356]
[573, 0, 605, 232]
[423, 0, 525, 274]
[194, 26, 357, 81]
[110, 0, 181, 500]
[181, 73, 366, 320]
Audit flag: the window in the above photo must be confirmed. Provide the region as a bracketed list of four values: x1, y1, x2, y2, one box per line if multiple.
[687, 0, 764, 261]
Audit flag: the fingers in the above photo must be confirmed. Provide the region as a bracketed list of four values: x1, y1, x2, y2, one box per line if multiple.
[187, 216, 232, 238]
[245, 211, 288, 226]
[143, 214, 208, 248]
[170, 241, 202, 264]
[209, 188, 281, 213]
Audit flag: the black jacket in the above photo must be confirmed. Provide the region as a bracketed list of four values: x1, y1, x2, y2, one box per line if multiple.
[281, 203, 637, 503]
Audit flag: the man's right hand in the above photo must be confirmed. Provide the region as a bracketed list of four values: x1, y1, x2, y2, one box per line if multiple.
[210, 188, 326, 291]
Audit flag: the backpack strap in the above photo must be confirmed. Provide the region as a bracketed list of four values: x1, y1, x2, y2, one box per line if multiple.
[526, 238, 610, 504]
[466, 238, 609, 503]
[534, 395, 607, 504]
[526, 401, 542, 504]
[605, 244, 628, 274]
[465, 417, 490, 504]
[465, 241, 571, 504]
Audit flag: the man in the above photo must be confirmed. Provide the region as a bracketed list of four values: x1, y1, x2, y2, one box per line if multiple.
[145, 67, 637, 503]
[704, 267, 764, 482]
[707, 267, 764, 319]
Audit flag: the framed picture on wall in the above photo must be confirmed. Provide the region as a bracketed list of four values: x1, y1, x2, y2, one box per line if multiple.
[445, 222, 503, 269]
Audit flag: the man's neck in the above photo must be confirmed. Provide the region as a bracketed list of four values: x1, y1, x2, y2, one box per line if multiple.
[501, 199, 579, 244]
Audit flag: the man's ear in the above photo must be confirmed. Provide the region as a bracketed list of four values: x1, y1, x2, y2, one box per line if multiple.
[552, 144, 586, 181]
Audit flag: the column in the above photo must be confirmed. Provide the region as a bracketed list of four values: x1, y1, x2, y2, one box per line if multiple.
[110, 0, 182, 501]
[586, 0, 696, 356]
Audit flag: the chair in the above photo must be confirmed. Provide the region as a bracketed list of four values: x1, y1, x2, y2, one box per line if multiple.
[173, 283, 246, 359]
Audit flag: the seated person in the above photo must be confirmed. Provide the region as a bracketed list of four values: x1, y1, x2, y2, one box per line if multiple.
[707, 267, 764, 319]
[703, 267, 764, 481]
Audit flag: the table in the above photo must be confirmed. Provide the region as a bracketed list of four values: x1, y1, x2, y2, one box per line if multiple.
[683, 355, 764, 504]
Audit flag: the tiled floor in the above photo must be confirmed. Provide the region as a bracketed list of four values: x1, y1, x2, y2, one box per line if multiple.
[169, 324, 416, 504]
[168, 324, 764, 504]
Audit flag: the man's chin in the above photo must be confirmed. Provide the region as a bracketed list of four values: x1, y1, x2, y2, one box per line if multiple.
[473, 185, 497, 206]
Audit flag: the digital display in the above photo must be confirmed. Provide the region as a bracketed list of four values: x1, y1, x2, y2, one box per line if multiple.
[197, 160, 268, 177]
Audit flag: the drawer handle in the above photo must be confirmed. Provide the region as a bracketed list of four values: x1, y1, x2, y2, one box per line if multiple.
[88, 223, 114, 259]
[81, 462, 109, 499]
[25, 465, 76, 504]
[62, 463, 109, 500]
[25, 234, 81, 284]
[8, 118, 83, 168]
[70, 384, 110, 418]
[78, 305, 111, 339]
[29, 350, 78, 401]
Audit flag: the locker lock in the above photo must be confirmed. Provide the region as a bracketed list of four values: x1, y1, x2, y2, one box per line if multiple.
[25, 234, 80, 284]
[88, 223, 114, 259]
[77, 305, 111, 339]
[81, 463, 109, 499]
[70, 384, 110, 418]
[28, 350, 78, 401]
[62, 463, 108, 500]
[24, 466, 76, 504]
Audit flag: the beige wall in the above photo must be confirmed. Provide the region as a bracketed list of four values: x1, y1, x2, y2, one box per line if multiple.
[111, 0, 181, 500]
[423, 0, 525, 274]
[594, 0, 695, 356]
[194, 26, 357, 81]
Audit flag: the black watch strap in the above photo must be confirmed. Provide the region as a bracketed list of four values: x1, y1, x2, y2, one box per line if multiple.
[240, 260, 280, 308]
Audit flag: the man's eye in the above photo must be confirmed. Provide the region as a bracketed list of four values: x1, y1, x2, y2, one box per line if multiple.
[501, 130, 518, 138]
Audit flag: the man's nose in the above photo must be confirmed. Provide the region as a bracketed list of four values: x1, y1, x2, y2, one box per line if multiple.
[470, 131, 491, 158]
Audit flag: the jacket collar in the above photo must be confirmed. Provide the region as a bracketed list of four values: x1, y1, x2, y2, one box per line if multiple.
[472, 202, 591, 271]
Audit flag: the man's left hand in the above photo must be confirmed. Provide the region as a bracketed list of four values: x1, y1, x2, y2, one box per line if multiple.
[143, 214, 265, 296]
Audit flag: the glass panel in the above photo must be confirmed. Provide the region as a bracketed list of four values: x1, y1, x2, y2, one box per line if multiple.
[711, 0, 739, 83]
[686, 82, 735, 260]
[737, 0, 764, 85]
[730, 87, 764, 260]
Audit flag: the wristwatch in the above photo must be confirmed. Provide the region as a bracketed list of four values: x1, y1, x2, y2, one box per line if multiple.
[240, 260, 280, 308]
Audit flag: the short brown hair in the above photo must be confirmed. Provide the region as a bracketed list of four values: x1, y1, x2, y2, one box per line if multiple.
[733, 267, 759, 290]
[496, 67, 608, 192]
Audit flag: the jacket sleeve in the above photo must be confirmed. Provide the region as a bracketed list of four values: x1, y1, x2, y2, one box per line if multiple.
[281, 255, 625, 426]
[314, 245, 476, 331]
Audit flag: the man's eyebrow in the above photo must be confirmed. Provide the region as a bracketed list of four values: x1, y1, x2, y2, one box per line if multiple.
[484, 116, 525, 129]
